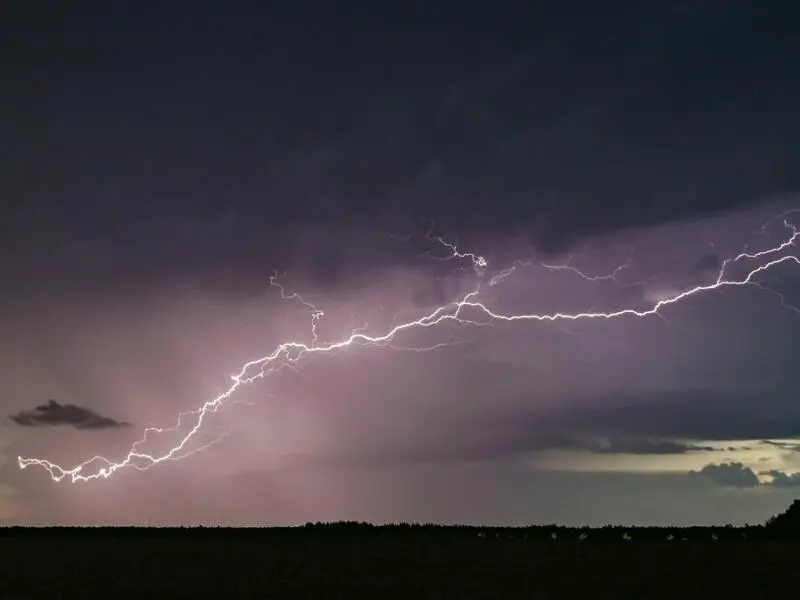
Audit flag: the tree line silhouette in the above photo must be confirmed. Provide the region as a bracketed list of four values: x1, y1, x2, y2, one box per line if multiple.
[3, 499, 799, 540]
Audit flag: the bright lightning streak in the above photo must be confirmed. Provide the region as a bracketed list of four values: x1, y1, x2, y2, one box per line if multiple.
[421, 225, 488, 275]
[541, 260, 629, 282]
[17, 216, 800, 482]
[540, 256, 656, 296]
[269, 271, 325, 344]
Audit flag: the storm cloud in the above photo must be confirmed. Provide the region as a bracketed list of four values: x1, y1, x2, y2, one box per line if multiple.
[1, 2, 799, 528]
[566, 438, 715, 455]
[527, 391, 800, 443]
[3, 3, 800, 298]
[10, 400, 130, 430]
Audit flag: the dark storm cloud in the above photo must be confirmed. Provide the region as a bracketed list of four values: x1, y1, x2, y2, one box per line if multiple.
[565, 438, 714, 455]
[690, 462, 760, 488]
[10, 400, 129, 430]
[276, 434, 714, 473]
[533, 390, 800, 442]
[427, 389, 800, 468]
[392, 389, 793, 466]
[2, 1, 799, 291]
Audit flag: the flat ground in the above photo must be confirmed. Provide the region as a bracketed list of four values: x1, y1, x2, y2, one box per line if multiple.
[0, 532, 796, 598]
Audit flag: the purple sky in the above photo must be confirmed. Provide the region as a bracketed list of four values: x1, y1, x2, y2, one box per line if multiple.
[2, 2, 800, 526]
[4, 199, 800, 526]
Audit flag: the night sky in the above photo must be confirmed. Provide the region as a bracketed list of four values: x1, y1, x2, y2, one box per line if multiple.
[2, 2, 800, 526]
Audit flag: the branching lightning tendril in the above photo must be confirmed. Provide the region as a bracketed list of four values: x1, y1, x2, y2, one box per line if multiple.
[17, 216, 800, 482]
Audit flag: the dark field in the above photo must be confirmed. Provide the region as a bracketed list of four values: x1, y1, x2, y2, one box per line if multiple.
[1, 526, 798, 599]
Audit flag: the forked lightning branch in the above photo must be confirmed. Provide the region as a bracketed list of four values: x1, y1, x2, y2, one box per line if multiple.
[18, 214, 800, 483]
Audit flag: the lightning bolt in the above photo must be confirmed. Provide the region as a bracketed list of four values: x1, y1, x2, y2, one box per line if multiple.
[17, 216, 800, 482]
[268, 271, 325, 344]
[420, 224, 488, 275]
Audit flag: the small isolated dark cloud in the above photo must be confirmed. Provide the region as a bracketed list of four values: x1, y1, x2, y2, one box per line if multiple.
[689, 462, 760, 488]
[568, 438, 715, 455]
[10, 400, 129, 430]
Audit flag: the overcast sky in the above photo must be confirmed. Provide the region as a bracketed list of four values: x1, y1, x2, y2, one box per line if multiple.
[2, 1, 800, 526]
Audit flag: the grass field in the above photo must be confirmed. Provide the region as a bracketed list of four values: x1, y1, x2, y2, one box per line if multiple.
[1, 528, 797, 598]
